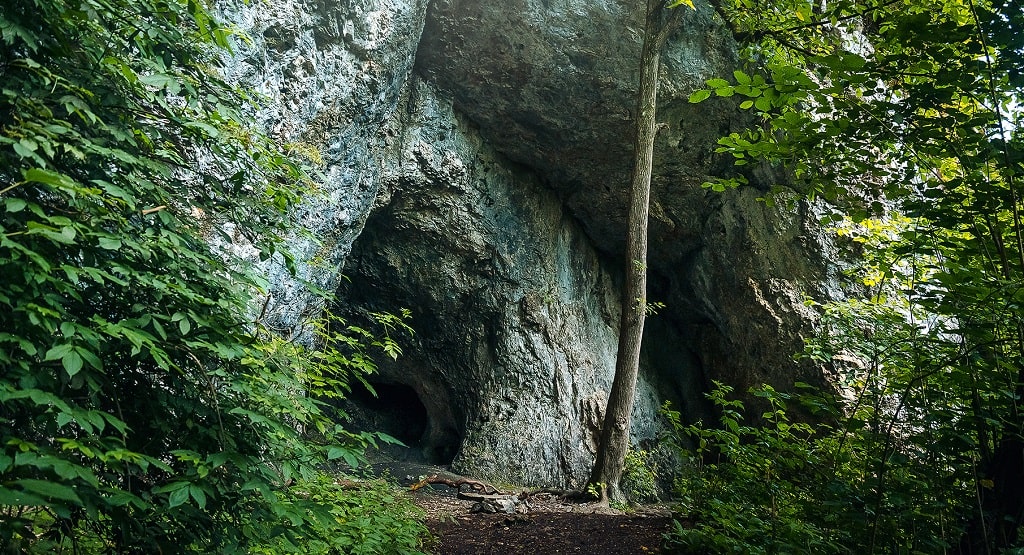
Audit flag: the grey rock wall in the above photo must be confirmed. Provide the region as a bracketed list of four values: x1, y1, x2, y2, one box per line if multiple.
[340, 80, 667, 487]
[416, 0, 740, 257]
[414, 0, 840, 404]
[217, 0, 842, 487]
[217, 0, 428, 336]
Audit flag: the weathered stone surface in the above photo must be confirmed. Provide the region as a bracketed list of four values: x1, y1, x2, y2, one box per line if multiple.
[415, 0, 742, 259]
[413, 0, 841, 403]
[216, 0, 428, 336]
[339, 80, 669, 488]
[470, 497, 524, 514]
[216, 0, 843, 489]
[667, 189, 841, 399]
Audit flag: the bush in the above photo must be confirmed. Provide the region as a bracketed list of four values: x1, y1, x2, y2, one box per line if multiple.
[252, 477, 430, 555]
[622, 449, 660, 504]
[662, 381, 978, 554]
[662, 384, 839, 554]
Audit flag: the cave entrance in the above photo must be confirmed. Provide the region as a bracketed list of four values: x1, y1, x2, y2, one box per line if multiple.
[347, 380, 459, 465]
[350, 381, 428, 445]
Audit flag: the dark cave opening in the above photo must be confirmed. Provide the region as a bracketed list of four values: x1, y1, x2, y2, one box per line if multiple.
[350, 381, 428, 445]
[346, 380, 460, 466]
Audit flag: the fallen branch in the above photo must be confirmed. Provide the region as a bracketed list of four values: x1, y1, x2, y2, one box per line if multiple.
[409, 474, 504, 495]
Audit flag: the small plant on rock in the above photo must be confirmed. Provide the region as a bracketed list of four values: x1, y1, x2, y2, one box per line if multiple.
[622, 448, 659, 504]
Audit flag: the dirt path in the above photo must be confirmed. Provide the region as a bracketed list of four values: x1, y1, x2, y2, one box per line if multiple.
[412, 486, 674, 554]
[370, 462, 676, 554]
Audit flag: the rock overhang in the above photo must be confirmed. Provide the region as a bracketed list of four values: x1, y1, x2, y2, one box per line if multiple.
[413, 0, 743, 263]
[218, 0, 843, 489]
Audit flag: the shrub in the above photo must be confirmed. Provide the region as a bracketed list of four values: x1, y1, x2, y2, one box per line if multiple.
[622, 448, 659, 504]
[662, 381, 975, 553]
[662, 384, 839, 554]
[252, 477, 430, 555]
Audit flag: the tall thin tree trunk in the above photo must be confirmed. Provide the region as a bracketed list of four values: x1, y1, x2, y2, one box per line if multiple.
[588, 0, 673, 504]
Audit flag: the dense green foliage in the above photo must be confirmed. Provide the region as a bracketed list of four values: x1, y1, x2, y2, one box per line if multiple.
[621, 448, 659, 504]
[0, 0, 425, 551]
[664, 384, 965, 552]
[676, 0, 1024, 551]
[253, 477, 429, 555]
[664, 386, 835, 553]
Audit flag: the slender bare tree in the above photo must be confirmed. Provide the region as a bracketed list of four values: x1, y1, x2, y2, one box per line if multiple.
[589, 0, 690, 504]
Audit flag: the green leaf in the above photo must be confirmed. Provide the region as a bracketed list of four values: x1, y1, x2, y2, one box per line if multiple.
[189, 485, 207, 509]
[98, 237, 122, 250]
[76, 347, 103, 371]
[59, 321, 75, 338]
[0, 486, 47, 506]
[23, 168, 78, 191]
[153, 481, 189, 494]
[44, 343, 74, 361]
[15, 479, 83, 504]
[327, 446, 361, 468]
[62, 350, 84, 378]
[184, 121, 220, 138]
[151, 317, 167, 340]
[4, 198, 27, 212]
[139, 73, 181, 94]
[374, 432, 406, 446]
[13, 140, 37, 159]
[107, 491, 146, 508]
[56, 411, 74, 429]
[168, 486, 190, 508]
[689, 89, 712, 103]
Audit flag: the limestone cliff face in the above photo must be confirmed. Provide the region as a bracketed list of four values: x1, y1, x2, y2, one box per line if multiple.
[219, 0, 841, 487]
[342, 80, 658, 487]
[217, 0, 429, 333]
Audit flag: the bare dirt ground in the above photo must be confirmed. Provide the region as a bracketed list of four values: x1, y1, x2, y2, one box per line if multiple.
[411, 485, 675, 554]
